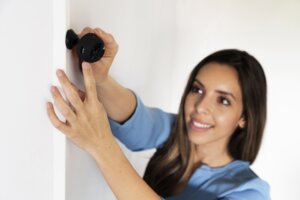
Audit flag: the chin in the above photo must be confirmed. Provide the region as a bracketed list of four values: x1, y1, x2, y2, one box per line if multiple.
[187, 132, 208, 146]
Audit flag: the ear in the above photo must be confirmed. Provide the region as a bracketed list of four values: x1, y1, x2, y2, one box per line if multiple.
[237, 116, 246, 129]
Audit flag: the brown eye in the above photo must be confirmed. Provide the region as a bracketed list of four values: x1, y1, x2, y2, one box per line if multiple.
[219, 96, 230, 106]
[190, 85, 198, 93]
[190, 85, 203, 94]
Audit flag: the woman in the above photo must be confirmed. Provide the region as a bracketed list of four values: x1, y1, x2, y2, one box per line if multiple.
[47, 27, 270, 199]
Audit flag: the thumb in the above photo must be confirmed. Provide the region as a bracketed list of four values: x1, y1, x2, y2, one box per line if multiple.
[77, 89, 86, 101]
[70, 82, 86, 101]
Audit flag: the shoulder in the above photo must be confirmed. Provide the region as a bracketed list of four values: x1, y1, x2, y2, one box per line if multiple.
[183, 160, 270, 200]
[220, 179, 270, 200]
[220, 161, 270, 200]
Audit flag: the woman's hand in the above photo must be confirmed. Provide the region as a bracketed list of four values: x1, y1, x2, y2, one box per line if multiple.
[78, 27, 119, 86]
[47, 62, 111, 154]
[75, 27, 136, 123]
[47, 57, 161, 200]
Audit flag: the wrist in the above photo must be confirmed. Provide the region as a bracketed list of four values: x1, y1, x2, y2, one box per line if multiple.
[95, 76, 110, 88]
[88, 132, 118, 161]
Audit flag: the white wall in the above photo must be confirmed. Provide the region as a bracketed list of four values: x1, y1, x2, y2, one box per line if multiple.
[1, 0, 299, 200]
[67, 1, 300, 200]
[66, 1, 176, 199]
[0, 0, 53, 199]
[172, 2, 300, 200]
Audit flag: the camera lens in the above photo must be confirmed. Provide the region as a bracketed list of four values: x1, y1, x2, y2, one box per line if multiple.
[76, 33, 105, 62]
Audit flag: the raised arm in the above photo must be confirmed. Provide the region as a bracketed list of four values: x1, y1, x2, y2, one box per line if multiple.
[96, 75, 136, 123]
[78, 27, 136, 123]
[47, 64, 162, 200]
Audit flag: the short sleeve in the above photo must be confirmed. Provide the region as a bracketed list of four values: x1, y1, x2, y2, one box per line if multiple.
[109, 93, 176, 151]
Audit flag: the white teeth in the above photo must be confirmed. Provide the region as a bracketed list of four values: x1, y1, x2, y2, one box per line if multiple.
[192, 121, 212, 128]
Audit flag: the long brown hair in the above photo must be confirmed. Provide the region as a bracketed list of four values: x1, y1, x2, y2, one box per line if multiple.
[143, 49, 267, 198]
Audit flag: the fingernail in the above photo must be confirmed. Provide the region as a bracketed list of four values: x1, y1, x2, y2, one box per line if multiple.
[46, 102, 52, 109]
[56, 69, 63, 77]
[50, 86, 56, 92]
[82, 62, 90, 69]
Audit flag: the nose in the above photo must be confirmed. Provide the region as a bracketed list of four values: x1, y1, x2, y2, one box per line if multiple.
[195, 96, 212, 114]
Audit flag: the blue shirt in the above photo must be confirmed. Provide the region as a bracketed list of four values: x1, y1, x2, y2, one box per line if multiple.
[109, 95, 271, 200]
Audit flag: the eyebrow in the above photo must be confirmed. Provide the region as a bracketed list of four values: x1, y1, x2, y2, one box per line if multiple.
[193, 79, 237, 101]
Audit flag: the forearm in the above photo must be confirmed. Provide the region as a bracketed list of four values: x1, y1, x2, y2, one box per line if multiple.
[96, 76, 136, 123]
[90, 133, 161, 200]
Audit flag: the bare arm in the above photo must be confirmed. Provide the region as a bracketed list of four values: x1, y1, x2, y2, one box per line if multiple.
[96, 76, 136, 123]
[47, 65, 161, 200]
[78, 27, 136, 123]
[90, 133, 161, 200]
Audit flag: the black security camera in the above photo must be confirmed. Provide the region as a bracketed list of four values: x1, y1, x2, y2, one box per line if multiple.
[65, 29, 105, 69]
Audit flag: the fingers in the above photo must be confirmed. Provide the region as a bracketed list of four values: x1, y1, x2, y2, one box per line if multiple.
[78, 27, 118, 59]
[70, 82, 86, 101]
[78, 27, 93, 38]
[82, 62, 98, 100]
[77, 89, 86, 101]
[94, 28, 118, 58]
[50, 86, 77, 122]
[56, 69, 84, 110]
[46, 101, 70, 134]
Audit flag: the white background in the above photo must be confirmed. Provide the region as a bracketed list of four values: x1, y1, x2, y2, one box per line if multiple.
[0, 0, 299, 200]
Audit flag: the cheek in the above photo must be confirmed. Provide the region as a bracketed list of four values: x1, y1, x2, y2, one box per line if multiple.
[215, 112, 240, 133]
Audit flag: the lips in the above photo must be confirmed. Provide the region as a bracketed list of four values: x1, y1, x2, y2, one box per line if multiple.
[189, 119, 214, 132]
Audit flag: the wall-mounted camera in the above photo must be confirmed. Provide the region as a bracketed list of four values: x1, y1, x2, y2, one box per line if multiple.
[65, 29, 105, 70]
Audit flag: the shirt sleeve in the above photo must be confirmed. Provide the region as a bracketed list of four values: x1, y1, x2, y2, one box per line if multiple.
[108, 93, 176, 151]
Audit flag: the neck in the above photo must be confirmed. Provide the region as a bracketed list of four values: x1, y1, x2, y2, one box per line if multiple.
[193, 144, 233, 168]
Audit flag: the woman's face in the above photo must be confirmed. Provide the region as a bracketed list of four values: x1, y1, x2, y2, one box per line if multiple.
[184, 62, 245, 151]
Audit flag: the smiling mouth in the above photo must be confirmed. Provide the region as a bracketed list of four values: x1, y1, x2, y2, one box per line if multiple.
[189, 120, 214, 132]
